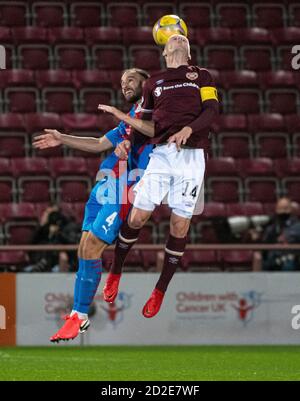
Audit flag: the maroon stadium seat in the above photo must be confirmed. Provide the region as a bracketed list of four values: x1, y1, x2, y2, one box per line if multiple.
[142, 2, 175, 25]
[11, 157, 49, 177]
[70, 2, 104, 27]
[252, 4, 287, 28]
[107, 2, 141, 26]
[207, 177, 243, 203]
[0, 113, 24, 131]
[282, 178, 300, 202]
[54, 45, 90, 70]
[32, 2, 67, 27]
[18, 176, 54, 203]
[233, 28, 272, 46]
[0, 202, 37, 222]
[61, 113, 99, 131]
[0, 159, 11, 176]
[179, 3, 213, 28]
[4, 87, 40, 113]
[274, 158, 300, 178]
[48, 27, 84, 44]
[259, 70, 295, 89]
[140, 250, 158, 271]
[217, 133, 253, 158]
[123, 27, 154, 46]
[0, 27, 11, 43]
[220, 250, 253, 271]
[5, 221, 38, 245]
[12, 27, 48, 43]
[255, 133, 290, 158]
[79, 88, 115, 113]
[181, 250, 219, 272]
[292, 134, 300, 157]
[0, 2, 29, 26]
[237, 158, 274, 178]
[92, 45, 126, 70]
[151, 204, 171, 224]
[265, 89, 300, 114]
[49, 157, 87, 177]
[228, 89, 263, 114]
[195, 28, 233, 47]
[0, 251, 28, 270]
[36, 70, 74, 91]
[17, 44, 53, 70]
[73, 70, 112, 89]
[226, 202, 264, 216]
[216, 3, 250, 28]
[56, 176, 91, 202]
[277, 46, 295, 70]
[1, 70, 35, 87]
[128, 45, 162, 71]
[201, 202, 227, 218]
[23, 112, 63, 134]
[0, 178, 16, 203]
[285, 114, 300, 134]
[245, 177, 280, 203]
[272, 27, 300, 46]
[42, 87, 78, 113]
[204, 45, 238, 70]
[85, 27, 122, 46]
[219, 70, 258, 90]
[0, 133, 28, 157]
[206, 157, 238, 176]
[289, 4, 300, 27]
[247, 113, 285, 133]
[86, 158, 101, 178]
[240, 45, 275, 71]
[215, 114, 248, 133]
[1, 45, 16, 69]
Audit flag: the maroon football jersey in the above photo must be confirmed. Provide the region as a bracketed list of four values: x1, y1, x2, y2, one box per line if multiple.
[140, 65, 219, 149]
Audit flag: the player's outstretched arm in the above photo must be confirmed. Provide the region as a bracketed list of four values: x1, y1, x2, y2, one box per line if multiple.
[33, 129, 113, 153]
[98, 104, 155, 138]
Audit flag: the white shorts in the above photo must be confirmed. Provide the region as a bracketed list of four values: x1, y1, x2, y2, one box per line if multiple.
[133, 143, 205, 219]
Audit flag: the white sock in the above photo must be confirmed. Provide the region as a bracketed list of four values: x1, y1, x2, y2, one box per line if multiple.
[71, 310, 88, 321]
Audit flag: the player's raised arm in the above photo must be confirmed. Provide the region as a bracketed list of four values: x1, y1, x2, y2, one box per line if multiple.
[98, 104, 155, 138]
[33, 129, 113, 153]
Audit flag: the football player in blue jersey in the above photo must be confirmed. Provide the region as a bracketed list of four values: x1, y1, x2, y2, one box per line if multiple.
[33, 68, 154, 342]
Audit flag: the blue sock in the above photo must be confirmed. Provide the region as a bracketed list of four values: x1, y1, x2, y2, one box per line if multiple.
[76, 259, 102, 314]
[73, 257, 84, 311]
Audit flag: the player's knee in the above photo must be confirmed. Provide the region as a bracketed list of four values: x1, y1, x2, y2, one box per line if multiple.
[170, 217, 190, 238]
[82, 232, 106, 259]
[128, 209, 150, 229]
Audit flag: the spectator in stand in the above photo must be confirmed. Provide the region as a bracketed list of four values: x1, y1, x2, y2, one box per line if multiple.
[252, 198, 300, 271]
[51, 251, 71, 273]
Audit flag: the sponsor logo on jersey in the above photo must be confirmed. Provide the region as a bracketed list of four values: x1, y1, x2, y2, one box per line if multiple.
[154, 87, 163, 97]
[186, 72, 198, 80]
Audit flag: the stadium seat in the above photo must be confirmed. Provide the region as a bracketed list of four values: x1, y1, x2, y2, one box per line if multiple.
[233, 27, 272, 45]
[228, 89, 263, 114]
[0, 159, 11, 177]
[136, 222, 157, 244]
[48, 27, 84, 44]
[73, 70, 112, 90]
[200, 202, 227, 219]
[236, 158, 274, 178]
[32, 2, 68, 27]
[70, 2, 104, 27]
[215, 114, 248, 133]
[107, 2, 141, 26]
[17, 44, 53, 70]
[0, 178, 16, 203]
[274, 158, 300, 178]
[226, 202, 264, 216]
[0, 2, 29, 26]
[123, 27, 154, 46]
[252, 3, 287, 28]
[23, 112, 63, 134]
[277, 46, 295, 70]
[49, 157, 87, 177]
[12, 27, 47, 43]
[181, 250, 220, 272]
[1, 45, 16, 69]
[272, 27, 300, 46]
[259, 70, 295, 91]
[203, 45, 238, 70]
[240, 45, 275, 71]
[142, 2, 176, 25]
[0, 27, 11, 42]
[0, 251, 28, 271]
[0, 113, 24, 131]
[56, 176, 91, 202]
[54, 45, 90, 70]
[0, 202, 37, 222]
[285, 114, 300, 134]
[42, 87, 78, 113]
[11, 157, 49, 177]
[292, 134, 300, 158]
[79, 88, 115, 113]
[128, 45, 162, 71]
[206, 157, 238, 176]
[219, 70, 258, 90]
[248, 113, 285, 133]
[217, 133, 254, 158]
[207, 177, 243, 203]
[36, 70, 73, 89]
[18, 176, 54, 203]
[85, 27, 122, 46]
[86, 159, 101, 177]
[265, 89, 300, 114]
[140, 250, 158, 271]
[179, 3, 213, 28]
[282, 178, 300, 202]
[220, 250, 253, 271]
[0, 133, 28, 157]
[5, 221, 38, 245]
[4, 87, 40, 113]
[255, 133, 291, 158]
[245, 177, 280, 202]
[215, 3, 251, 28]
[92, 45, 126, 70]
[151, 204, 171, 224]
[1, 69, 35, 88]
[61, 113, 99, 131]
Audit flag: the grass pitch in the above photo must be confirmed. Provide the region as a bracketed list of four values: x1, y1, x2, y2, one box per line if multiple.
[0, 346, 300, 381]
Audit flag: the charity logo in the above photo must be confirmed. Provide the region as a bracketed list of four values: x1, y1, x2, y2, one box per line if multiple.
[231, 290, 263, 326]
[100, 292, 132, 328]
[154, 87, 162, 97]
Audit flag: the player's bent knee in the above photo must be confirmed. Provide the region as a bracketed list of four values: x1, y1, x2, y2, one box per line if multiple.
[170, 214, 191, 238]
[128, 208, 151, 229]
[82, 232, 107, 259]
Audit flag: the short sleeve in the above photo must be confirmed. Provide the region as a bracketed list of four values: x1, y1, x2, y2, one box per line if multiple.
[140, 79, 154, 120]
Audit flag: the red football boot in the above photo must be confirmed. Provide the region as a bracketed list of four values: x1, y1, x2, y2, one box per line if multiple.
[50, 313, 90, 343]
[142, 288, 165, 318]
[103, 273, 121, 303]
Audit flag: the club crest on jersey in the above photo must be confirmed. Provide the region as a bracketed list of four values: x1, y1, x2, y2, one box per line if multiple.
[186, 72, 198, 81]
[154, 87, 162, 97]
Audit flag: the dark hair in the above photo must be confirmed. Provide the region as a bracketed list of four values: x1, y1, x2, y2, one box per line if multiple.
[122, 68, 150, 80]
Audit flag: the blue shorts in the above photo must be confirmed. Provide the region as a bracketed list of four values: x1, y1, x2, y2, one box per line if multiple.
[82, 177, 128, 245]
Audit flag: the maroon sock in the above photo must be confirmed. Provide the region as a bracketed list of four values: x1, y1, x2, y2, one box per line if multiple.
[155, 234, 187, 293]
[110, 220, 140, 274]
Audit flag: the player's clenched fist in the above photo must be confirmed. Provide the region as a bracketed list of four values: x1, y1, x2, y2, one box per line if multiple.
[115, 140, 131, 160]
[33, 129, 62, 149]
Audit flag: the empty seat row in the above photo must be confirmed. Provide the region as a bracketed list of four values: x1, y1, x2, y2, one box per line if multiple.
[2, 42, 298, 71]
[0, 2, 299, 28]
